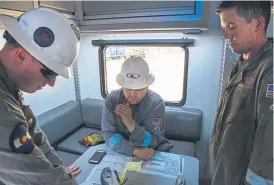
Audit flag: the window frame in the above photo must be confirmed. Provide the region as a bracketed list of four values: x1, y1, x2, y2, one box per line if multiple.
[96, 39, 192, 107]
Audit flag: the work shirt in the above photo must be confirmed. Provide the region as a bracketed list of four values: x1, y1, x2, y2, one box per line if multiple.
[209, 41, 273, 185]
[101, 88, 173, 156]
[0, 63, 78, 185]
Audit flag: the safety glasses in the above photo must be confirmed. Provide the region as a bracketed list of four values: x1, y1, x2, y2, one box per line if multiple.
[40, 62, 58, 79]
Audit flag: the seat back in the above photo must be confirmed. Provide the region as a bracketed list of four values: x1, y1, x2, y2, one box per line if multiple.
[165, 107, 202, 142]
[81, 98, 104, 129]
[36, 100, 83, 145]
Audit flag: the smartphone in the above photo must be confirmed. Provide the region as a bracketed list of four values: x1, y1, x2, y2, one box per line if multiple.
[89, 150, 106, 164]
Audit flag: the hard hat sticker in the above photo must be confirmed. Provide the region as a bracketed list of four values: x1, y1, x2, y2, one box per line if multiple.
[126, 73, 140, 79]
[34, 27, 55, 47]
[70, 24, 81, 41]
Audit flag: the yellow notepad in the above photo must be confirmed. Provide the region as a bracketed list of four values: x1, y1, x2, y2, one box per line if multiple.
[119, 161, 143, 182]
[127, 162, 142, 172]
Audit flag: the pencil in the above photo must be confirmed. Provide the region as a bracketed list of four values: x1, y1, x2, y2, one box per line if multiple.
[114, 169, 121, 184]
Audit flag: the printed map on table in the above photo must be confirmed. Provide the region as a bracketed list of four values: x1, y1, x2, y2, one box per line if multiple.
[82, 152, 184, 185]
[141, 152, 184, 178]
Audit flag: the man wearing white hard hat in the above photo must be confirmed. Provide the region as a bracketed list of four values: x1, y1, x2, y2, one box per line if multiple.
[102, 56, 173, 160]
[0, 8, 81, 185]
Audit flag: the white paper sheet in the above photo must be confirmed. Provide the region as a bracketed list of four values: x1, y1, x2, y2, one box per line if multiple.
[83, 152, 185, 184]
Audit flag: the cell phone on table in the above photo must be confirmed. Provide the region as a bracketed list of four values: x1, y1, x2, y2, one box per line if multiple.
[88, 150, 106, 164]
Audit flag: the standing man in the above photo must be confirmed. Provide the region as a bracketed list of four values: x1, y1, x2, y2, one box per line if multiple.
[0, 8, 81, 185]
[102, 56, 173, 161]
[209, 1, 273, 185]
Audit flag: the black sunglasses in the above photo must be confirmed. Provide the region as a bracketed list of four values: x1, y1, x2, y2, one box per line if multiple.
[40, 62, 58, 79]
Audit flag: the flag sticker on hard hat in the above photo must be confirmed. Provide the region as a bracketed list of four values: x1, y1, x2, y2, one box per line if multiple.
[126, 73, 140, 79]
[9, 124, 35, 154]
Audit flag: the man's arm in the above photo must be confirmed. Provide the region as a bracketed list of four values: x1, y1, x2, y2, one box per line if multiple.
[129, 100, 173, 151]
[0, 95, 77, 185]
[245, 69, 273, 185]
[33, 126, 64, 166]
[101, 97, 135, 156]
[23, 105, 64, 167]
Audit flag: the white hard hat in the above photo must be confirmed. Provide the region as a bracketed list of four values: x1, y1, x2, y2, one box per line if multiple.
[116, 56, 155, 89]
[0, 8, 81, 78]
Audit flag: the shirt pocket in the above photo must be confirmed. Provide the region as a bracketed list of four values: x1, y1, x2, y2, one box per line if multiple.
[227, 84, 254, 124]
[133, 112, 146, 127]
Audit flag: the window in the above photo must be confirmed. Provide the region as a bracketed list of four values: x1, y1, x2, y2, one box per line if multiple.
[99, 45, 189, 106]
[94, 39, 193, 106]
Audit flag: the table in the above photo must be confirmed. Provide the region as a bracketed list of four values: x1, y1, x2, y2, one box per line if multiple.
[72, 144, 199, 185]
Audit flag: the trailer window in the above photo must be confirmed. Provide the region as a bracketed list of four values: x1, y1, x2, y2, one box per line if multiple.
[100, 46, 188, 106]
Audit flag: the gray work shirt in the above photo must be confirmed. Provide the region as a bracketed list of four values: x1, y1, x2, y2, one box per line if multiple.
[209, 42, 273, 185]
[101, 88, 173, 156]
[0, 63, 77, 185]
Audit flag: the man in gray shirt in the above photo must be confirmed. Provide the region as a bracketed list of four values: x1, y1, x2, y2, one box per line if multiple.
[209, 1, 273, 185]
[0, 8, 81, 185]
[102, 56, 173, 160]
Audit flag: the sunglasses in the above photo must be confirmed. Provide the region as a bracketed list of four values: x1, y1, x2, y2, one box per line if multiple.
[40, 62, 58, 79]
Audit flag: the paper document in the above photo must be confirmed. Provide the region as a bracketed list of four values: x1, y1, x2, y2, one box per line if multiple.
[83, 152, 185, 185]
[141, 152, 184, 178]
[126, 161, 142, 172]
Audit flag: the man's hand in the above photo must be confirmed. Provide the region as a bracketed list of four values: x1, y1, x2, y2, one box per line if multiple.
[66, 166, 81, 177]
[133, 147, 156, 161]
[115, 102, 135, 132]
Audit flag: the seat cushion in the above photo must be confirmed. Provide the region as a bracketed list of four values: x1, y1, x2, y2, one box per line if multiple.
[57, 127, 102, 155]
[168, 139, 196, 157]
[56, 151, 80, 167]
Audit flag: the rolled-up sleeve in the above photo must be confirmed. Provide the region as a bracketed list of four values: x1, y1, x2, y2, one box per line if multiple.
[101, 96, 135, 156]
[245, 69, 273, 185]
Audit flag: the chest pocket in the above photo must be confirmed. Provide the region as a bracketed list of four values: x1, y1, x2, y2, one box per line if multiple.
[228, 77, 255, 124]
[134, 112, 146, 127]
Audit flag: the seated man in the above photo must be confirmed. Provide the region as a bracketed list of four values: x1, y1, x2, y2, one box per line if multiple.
[102, 56, 173, 161]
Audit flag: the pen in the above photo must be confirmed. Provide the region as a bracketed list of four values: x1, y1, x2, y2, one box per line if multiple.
[180, 157, 182, 174]
[114, 169, 121, 184]
[175, 157, 184, 185]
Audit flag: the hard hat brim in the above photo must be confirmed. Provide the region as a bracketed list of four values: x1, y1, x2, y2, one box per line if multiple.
[116, 73, 155, 89]
[0, 14, 71, 78]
